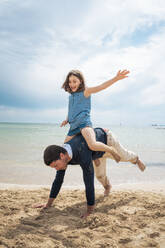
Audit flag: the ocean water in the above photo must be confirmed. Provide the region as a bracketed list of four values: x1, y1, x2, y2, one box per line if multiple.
[0, 122, 165, 188]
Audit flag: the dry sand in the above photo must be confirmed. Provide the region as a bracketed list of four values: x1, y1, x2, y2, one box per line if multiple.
[0, 187, 165, 248]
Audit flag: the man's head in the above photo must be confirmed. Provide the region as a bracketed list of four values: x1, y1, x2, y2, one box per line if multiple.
[43, 145, 69, 170]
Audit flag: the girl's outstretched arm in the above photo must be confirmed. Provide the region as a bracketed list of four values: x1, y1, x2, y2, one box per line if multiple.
[84, 70, 130, 97]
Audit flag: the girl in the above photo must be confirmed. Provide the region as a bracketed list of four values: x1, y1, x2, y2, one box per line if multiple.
[61, 69, 130, 162]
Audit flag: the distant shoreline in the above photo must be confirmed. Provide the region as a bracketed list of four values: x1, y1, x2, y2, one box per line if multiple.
[0, 121, 160, 127]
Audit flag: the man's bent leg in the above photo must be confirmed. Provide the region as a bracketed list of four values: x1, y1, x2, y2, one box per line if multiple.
[94, 158, 112, 196]
[103, 130, 146, 171]
[104, 130, 138, 162]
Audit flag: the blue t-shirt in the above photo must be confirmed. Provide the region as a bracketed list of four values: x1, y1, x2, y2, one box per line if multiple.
[68, 91, 92, 132]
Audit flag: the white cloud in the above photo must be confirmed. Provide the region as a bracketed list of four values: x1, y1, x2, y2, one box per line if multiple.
[63, 0, 165, 47]
[80, 24, 165, 107]
[0, 0, 165, 124]
[141, 83, 165, 105]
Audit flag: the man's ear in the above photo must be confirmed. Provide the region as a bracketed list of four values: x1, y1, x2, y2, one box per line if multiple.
[60, 153, 65, 159]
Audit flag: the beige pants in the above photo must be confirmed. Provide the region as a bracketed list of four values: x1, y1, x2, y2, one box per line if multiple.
[93, 130, 138, 188]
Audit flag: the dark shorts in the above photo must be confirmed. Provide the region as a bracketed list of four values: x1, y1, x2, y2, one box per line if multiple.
[67, 122, 92, 136]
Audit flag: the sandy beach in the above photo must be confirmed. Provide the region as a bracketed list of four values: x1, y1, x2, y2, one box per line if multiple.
[0, 185, 165, 248]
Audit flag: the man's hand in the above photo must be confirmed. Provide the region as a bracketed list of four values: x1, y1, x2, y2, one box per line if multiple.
[33, 198, 54, 209]
[33, 203, 49, 209]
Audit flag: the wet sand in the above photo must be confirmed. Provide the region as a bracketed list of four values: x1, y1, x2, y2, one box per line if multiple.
[0, 185, 165, 248]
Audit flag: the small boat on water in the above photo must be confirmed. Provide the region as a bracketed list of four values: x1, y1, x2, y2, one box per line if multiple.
[152, 124, 165, 129]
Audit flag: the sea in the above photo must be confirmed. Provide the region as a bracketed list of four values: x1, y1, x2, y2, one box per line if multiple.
[0, 122, 165, 189]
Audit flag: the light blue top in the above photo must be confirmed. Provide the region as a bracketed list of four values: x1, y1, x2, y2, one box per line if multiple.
[68, 91, 92, 133]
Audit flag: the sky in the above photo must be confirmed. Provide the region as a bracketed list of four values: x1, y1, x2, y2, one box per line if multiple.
[0, 0, 165, 126]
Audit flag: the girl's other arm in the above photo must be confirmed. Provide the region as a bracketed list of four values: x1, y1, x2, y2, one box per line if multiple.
[84, 70, 129, 97]
[60, 116, 68, 127]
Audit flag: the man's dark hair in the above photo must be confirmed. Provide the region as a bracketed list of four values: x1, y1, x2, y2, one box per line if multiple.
[43, 145, 67, 166]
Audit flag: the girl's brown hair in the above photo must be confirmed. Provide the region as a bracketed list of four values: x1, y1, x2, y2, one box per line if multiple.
[62, 70, 85, 93]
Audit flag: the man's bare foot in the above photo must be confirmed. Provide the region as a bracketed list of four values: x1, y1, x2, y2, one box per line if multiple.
[104, 184, 112, 197]
[81, 205, 94, 218]
[136, 158, 146, 171]
[81, 211, 92, 218]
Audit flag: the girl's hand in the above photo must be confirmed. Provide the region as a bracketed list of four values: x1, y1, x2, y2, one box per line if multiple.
[60, 120, 68, 127]
[115, 70, 130, 81]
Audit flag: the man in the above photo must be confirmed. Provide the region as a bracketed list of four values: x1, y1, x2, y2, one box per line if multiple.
[35, 128, 145, 218]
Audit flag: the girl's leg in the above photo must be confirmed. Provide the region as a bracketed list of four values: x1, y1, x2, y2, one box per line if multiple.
[81, 127, 120, 163]
[64, 135, 75, 143]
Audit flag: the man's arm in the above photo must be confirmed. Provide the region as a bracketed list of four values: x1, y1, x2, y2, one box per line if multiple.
[49, 170, 65, 198]
[33, 170, 66, 209]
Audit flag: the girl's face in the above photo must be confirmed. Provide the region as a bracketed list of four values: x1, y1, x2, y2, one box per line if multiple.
[68, 75, 81, 92]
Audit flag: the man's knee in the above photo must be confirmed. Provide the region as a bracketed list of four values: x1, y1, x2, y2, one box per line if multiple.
[106, 131, 116, 146]
[94, 159, 100, 167]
